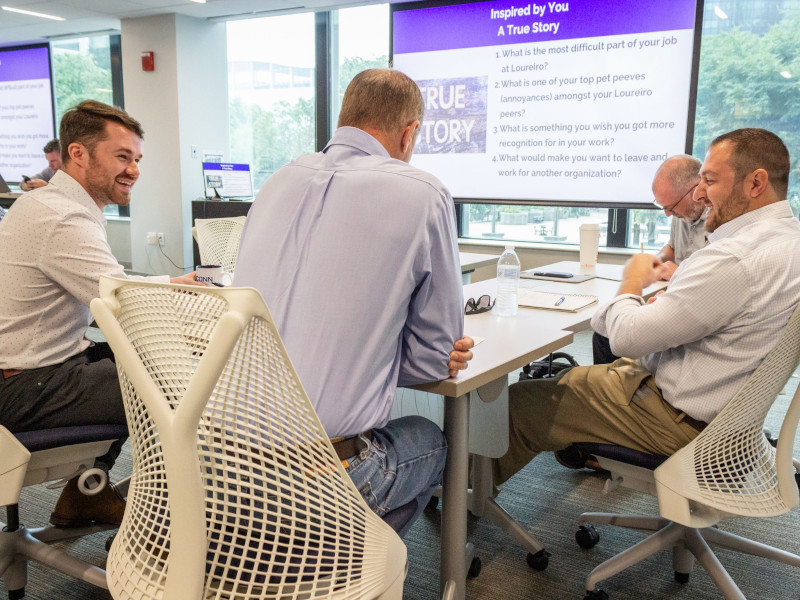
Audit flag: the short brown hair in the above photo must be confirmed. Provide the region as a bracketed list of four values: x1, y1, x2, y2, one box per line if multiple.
[42, 139, 60, 154]
[337, 69, 424, 134]
[710, 128, 790, 199]
[60, 100, 144, 164]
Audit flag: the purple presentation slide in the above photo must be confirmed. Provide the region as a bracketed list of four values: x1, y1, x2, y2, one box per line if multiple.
[0, 45, 56, 182]
[393, 0, 700, 206]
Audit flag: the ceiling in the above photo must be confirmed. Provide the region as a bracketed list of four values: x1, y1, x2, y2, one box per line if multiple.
[0, 0, 382, 45]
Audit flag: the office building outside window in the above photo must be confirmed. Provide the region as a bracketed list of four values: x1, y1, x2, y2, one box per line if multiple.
[227, 13, 316, 192]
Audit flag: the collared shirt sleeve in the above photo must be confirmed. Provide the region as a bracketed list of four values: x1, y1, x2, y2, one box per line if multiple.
[38, 208, 130, 307]
[590, 248, 746, 359]
[397, 193, 464, 386]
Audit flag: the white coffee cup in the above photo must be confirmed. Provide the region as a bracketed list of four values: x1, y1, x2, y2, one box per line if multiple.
[579, 223, 600, 273]
[195, 264, 232, 287]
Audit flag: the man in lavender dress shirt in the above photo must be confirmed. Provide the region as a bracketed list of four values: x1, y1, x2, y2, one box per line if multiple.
[235, 69, 474, 536]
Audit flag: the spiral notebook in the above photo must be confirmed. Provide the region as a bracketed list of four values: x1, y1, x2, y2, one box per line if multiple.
[517, 290, 598, 312]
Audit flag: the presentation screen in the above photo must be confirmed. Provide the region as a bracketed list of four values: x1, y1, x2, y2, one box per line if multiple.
[202, 162, 254, 198]
[391, 0, 703, 208]
[0, 44, 56, 184]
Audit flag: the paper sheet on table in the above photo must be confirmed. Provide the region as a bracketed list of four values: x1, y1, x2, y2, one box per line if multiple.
[592, 263, 625, 281]
[517, 290, 598, 312]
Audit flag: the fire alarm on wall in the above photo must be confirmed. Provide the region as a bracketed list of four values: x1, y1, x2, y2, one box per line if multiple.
[141, 51, 155, 71]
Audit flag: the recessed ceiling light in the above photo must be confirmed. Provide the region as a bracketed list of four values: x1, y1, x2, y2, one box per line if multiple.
[780, 71, 792, 79]
[2, 5, 65, 20]
[188, 0, 207, 4]
[713, 5, 729, 19]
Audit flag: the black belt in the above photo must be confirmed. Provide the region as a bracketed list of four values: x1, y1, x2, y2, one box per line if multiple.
[667, 403, 708, 432]
[330, 430, 373, 460]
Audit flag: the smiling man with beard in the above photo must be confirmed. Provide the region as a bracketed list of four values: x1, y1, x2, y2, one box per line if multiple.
[492, 128, 800, 488]
[0, 100, 196, 529]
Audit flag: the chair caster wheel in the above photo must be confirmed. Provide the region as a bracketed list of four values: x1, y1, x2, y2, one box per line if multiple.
[526, 548, 550, 571]
[584, 588, 609, 600]
[426, 495, 439, 511]
[467, 556, 482, 578]
[674, 571, 690, 584]
[576, 524, 600, 549]
[105, 533, 116, 552]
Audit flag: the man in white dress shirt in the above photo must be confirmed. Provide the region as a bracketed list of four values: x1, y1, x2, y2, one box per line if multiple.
[0, 100, 196, 527]
[495, 128, 800, 485]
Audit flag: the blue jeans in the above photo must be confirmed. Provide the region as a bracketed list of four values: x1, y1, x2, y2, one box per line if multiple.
[345, 415, 446, 538]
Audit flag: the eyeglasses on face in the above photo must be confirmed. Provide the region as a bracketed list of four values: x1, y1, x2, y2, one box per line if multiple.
[465, 294, 495, 315]
[654, 183, 698, 213]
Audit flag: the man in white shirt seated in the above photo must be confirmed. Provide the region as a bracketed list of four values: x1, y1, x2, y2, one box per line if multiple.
[20, 138, 62, 191]
[0, 100, 196, 527]
[495, 128, 800, 486]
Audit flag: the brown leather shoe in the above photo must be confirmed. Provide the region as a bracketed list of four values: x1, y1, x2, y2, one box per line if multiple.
[50, 476, 126, 528]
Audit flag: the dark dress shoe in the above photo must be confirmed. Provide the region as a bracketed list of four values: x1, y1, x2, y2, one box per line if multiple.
[50, 475, 126, 528]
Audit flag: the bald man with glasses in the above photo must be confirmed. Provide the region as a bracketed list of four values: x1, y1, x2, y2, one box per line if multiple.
[651, 154, 708, 281]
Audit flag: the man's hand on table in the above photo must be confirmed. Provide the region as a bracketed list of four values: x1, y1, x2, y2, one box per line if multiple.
[170, 272, 204, 286]
[618, 254, 664, 297]
[448, 336, 475, 377]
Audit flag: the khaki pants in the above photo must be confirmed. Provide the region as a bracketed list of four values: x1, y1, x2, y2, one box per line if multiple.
[493, 358, 703, 486]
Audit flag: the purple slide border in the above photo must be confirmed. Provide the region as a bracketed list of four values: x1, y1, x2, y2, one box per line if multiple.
[202, 163, 251, 172]
[0, 46, 51, 82]
[394, 0, 698, 54]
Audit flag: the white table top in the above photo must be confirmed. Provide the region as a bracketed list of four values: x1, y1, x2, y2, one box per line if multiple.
[465, 260, 666, 333]
[458, 251, 497, 273]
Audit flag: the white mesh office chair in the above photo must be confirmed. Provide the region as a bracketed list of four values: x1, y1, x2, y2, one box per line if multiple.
[574, 303, 800, 600]
[91, 277, 407, 600]
[193, 216, 247, 274]
[0, 423, 128, 598]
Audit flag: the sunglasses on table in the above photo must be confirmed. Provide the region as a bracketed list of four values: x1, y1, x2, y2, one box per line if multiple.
[465, 294, 495, 315]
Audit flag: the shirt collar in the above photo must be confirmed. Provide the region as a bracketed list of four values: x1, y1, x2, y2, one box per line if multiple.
[48, 170, 107, 226]
[324, 126, 391, 159]
[708, 200, 794, 243]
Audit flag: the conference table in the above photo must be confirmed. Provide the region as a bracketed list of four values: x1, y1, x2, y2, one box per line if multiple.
[405, 261, 666, 600]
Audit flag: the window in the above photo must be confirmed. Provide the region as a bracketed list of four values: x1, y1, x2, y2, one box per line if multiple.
[51, 36, 114, 125]
[461, 204, 609, 247]
[329, 4, 390, 129]
[227, 14, 316, 192]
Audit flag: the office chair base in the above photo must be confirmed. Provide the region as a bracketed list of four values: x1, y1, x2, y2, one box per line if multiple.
[0, 522, 111, 595]
[581, 518, 800, 600]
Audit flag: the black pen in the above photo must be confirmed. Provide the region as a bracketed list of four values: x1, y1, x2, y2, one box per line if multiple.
[555, 296, 565, 306]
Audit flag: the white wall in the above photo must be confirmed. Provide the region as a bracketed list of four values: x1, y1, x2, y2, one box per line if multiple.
[120, 13, 228, 276]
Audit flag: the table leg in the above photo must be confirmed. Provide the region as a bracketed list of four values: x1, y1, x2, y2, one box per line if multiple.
[441, 392, 469, 599]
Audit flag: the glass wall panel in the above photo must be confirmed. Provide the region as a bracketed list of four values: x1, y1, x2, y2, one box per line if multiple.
[227, 14, 316, 192]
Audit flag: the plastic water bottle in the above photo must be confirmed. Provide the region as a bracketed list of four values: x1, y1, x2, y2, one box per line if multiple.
[495, 244, 520, 317]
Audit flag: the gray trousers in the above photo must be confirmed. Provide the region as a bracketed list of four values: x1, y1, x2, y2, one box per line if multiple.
[0, 342, 127, 471]
[493, 358, 702, 486]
